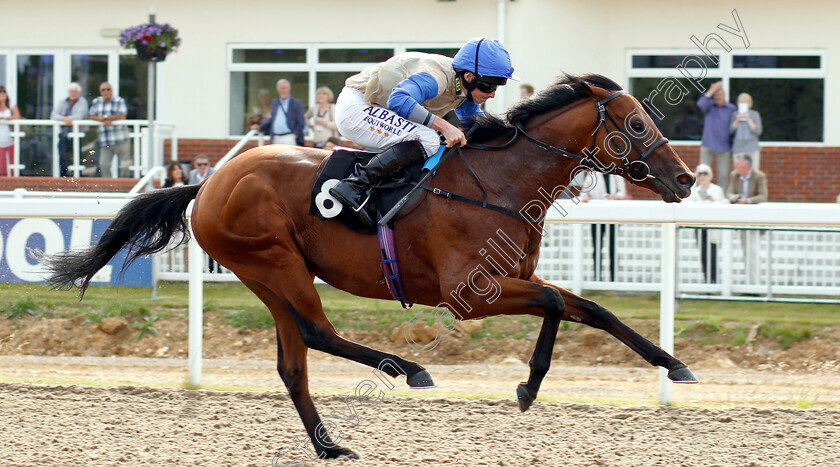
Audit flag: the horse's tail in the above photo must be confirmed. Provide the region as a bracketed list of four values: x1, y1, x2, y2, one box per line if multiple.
[44, 184, 202, 298]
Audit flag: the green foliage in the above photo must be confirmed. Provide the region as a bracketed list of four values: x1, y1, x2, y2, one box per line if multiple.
[225, 308, 275, 330]
[759, 323, 813, 349]
[675, 320, 754, 347]
[0, 296, 40, 320]
[795, 389, 818, 409]
[130, 314, 160, 342]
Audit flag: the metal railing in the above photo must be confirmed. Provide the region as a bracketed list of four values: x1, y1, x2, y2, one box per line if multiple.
[2, 118, 177, 178]
[215, 129, 264, 170]
[152, 201, 840, 302]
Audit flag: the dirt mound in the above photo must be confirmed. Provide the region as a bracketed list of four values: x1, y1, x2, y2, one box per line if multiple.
[1, 313, 838, 374]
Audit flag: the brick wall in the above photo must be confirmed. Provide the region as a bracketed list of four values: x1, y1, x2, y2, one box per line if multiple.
[0, 176, 142, 192]
[3, 140, 838, 202]
[163, 138, 260, 165]
[625, 145, 840, 203]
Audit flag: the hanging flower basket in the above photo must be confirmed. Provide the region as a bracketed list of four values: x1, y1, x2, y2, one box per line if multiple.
[119, 22, 180, 62]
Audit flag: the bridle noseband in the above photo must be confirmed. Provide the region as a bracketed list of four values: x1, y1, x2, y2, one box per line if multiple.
[470, 90, 669, 183]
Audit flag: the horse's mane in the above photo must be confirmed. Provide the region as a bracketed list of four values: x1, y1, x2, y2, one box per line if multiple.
[465, 73, 623, 144]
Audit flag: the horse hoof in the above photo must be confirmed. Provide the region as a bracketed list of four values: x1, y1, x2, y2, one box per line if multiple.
[323, 446, 360, 459]
[407, 370, 436, 389]
[668, 366, 699, 384]
[515, 383, 537, 412]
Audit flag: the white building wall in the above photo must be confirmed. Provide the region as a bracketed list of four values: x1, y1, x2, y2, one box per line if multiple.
[3, 0, 837, 142]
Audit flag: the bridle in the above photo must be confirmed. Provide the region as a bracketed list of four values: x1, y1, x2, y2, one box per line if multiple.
[468, 90, 669, 183]
[386, 89, 671, 227]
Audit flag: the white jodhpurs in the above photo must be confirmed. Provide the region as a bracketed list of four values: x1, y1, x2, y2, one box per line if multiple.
[335, 87, 441, 157]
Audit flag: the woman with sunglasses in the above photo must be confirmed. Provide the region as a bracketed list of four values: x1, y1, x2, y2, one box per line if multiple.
[330, 37, 517, 227]
[0, 86, 21, 176]
[687, 164, 726, 283]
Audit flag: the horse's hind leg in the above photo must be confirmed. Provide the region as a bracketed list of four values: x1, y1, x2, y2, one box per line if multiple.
[241, 278, 358, 461]
[241, 255, 434, 388]
[535, 277, 698, 383]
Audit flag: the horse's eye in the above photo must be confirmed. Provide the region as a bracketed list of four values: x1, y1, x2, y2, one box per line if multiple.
[631, 121, 645, 132]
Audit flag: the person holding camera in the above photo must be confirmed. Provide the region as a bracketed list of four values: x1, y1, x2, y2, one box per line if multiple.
[730, 92, 763, 169]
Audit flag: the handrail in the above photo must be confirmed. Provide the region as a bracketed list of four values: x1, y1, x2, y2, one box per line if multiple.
[214, 129, 264, 170]
[129, 165, 167, 195]
[3, 118, 177, 179]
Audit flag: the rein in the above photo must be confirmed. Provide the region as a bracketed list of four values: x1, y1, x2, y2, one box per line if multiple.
[420, 90, 669, 224]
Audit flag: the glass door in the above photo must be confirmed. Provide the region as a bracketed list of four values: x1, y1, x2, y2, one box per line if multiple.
[16, 53, 54, 176]
[70, 53, 108, 175]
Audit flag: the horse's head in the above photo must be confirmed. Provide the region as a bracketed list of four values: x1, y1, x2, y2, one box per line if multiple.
[579, 82, 695, 202]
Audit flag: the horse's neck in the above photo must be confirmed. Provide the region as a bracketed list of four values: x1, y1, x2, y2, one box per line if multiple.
[468, 108, 593, 208]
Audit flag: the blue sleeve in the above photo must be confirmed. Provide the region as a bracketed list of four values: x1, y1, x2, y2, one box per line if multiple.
[454, 100, 484, 122]
[387, 72, 440, 125]
[697, 94, 713, 114]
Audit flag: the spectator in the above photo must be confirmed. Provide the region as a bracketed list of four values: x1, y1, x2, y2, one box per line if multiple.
[520, 83, 534, 100]
[730, 92, 763, 170]
[697, 81, 736, 191]
[686, 163, 726, 283]
[726, 154, 767, 205]
[577, 171, 626, 282]
[89, 82, 131, 177]
[304, 87, 339, 148]
[726, 154, 768, 284]
[50, 82, 88, 177]
[188, 154, 215, 184]
[163, 161, 188, 188]
[0, 85, 21, 176]
[255, 79, 305, 146]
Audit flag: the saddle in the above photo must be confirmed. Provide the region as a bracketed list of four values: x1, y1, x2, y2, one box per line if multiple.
[309, 149, 426, 234]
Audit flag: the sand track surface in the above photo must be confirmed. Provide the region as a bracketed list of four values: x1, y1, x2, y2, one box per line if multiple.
[1, 356, 839, 466]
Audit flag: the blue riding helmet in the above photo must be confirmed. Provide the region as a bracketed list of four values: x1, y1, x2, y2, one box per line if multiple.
[453, 37, 519, 82]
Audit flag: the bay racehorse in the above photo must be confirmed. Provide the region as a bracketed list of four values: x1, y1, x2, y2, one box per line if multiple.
[45, 74, 698, 460]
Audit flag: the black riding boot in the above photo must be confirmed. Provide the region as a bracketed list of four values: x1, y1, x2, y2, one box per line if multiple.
[330, 140, 426, 227]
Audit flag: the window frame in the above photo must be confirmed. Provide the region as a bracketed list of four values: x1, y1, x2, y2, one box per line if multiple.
[626, 48, 826, 146]
[226, 42, 462, 138]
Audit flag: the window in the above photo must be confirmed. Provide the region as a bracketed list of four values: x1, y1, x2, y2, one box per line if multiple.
[229, 71, 308, 135]
[17, 54, 54, 176]
[119, 55, 149, 119]
[233, 48, 307, 64]
[318, 48, 393, 63]
[628, 50, 825, 143]
[227, 43, 461, 137]
[405, 47, 460, 57]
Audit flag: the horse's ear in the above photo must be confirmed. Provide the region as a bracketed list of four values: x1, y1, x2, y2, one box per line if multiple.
[579, 81, 595, 97]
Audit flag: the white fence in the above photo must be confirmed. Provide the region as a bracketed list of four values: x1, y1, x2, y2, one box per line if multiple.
[2, 199, 840, 402]
[3, 119, 177, 178]
[157, 201, 840, 301]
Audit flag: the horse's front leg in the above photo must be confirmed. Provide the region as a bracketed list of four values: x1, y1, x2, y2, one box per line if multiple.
[443, 276, 564, 412]
[533, 276, 699, 384]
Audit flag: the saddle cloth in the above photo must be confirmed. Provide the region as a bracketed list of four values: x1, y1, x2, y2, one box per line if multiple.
[308, 149, 425, 234]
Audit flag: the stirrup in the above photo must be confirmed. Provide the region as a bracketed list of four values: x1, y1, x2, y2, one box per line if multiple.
[353, 191, 373, 213]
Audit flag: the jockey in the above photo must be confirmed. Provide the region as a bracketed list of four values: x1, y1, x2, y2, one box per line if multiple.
[330, 37, 517, 227]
